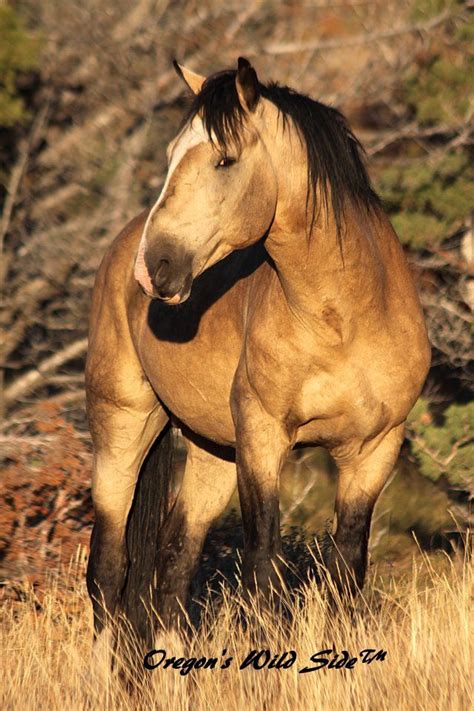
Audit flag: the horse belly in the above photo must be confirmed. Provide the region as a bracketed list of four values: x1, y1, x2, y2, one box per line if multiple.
[139, 336, 239, 446]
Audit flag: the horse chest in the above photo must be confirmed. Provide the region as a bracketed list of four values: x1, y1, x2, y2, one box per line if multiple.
[295, 367, 389, 445]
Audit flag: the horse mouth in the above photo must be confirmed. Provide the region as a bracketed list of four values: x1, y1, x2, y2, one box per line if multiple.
[136, 283, 192, 304]
[159, 289, 190, 305]
[161, 293, 182, 305]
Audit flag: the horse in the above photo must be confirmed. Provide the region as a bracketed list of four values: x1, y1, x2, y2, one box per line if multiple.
[85, 58, 430, 651]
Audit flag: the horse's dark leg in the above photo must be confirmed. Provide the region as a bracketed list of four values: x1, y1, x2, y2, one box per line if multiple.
[328, 424, 405, 601]
[86, 392, 167, 654]
[232, 396, 290, 596]
[154, 433, 237, 627]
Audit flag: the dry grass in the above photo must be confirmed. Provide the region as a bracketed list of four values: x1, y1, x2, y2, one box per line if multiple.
[1, 544, 472, 711]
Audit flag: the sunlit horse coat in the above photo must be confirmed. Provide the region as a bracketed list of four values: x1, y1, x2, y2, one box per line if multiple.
[86, 58, 430, 649]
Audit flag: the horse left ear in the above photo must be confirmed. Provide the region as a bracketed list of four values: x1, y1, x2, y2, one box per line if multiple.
[236, 57, 260, 112]
[173, 60, 205, 95]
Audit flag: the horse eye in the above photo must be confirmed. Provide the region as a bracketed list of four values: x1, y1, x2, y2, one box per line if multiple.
[216, 156, 236, 168]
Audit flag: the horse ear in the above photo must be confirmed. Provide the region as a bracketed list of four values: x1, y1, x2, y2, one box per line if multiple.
[236, 57, 260, 112]
[173, 60, 205, 95]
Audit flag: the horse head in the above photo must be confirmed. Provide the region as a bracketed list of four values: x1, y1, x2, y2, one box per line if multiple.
[134, 58, 278, 303]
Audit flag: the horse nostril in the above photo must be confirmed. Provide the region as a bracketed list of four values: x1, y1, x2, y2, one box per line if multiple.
[153, 259, 170, 288]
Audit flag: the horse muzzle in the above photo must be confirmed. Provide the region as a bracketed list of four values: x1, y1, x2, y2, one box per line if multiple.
[134, 238, 193, 304]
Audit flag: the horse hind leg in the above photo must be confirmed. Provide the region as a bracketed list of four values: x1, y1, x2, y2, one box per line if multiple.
[153, 430, 237, 628]
[327, 423, 405, 602]
[86, 383, 168, 641]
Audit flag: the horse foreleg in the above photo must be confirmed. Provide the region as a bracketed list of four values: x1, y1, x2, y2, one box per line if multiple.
[327, 423, 405, 600]
[154, 432, 237, 627]
[232, 396, 290, 597]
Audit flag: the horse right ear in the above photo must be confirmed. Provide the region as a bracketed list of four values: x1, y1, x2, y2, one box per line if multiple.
[236, 57, 260, 112]
[173, 60, 205, 95]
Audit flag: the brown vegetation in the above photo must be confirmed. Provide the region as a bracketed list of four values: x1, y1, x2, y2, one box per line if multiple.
[1, 547, 472, 709]
[0, 402, 92, 590]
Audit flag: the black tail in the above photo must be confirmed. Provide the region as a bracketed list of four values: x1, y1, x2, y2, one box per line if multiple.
[120, 424, 175, 646]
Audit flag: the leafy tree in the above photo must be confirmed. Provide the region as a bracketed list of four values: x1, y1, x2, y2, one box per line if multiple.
[375, 1, 473, 248]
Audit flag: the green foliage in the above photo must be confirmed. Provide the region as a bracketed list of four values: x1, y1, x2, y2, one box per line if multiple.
[407, 398, 474, 491]
[404, 54, 472, 129]
[378, 151, 473, 248]
[374, 1, 473, 249]
[0, 5, 40, 128]
[406, 1, 473, 127]
[411, 0, 461, 23]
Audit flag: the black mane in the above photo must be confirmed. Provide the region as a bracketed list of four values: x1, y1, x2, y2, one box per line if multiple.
[184, 69, 380, 236]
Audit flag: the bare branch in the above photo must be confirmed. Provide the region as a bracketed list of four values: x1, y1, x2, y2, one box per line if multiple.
[260, 9, 460, 56]
[4, 338, 88, 407]
[366, 120, 473, 157]
[0, 101, 51, 290]
[281, 474, 317, 526]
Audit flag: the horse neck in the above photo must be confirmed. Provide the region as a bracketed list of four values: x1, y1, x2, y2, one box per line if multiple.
[264, 130, 384, 325]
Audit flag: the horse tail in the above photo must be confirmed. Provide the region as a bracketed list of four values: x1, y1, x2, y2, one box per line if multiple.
[120, 423, 175, 646]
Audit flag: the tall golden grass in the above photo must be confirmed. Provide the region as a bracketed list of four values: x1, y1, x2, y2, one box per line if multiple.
[1, 544, 472, 710]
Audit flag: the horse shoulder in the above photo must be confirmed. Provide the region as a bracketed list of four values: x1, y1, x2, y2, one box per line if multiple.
[86, 210, 153, 410]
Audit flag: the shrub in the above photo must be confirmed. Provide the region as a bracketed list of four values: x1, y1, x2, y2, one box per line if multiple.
[0, 5, 40, 128]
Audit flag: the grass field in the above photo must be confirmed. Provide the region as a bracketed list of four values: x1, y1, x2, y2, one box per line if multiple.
[1, 539, 472, 710]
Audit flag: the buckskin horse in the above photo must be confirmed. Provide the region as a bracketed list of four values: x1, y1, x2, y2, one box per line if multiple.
[85, 58, 430, 651]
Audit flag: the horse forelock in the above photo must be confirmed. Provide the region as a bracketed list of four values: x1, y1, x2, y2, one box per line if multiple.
[183, 70, 246, 153]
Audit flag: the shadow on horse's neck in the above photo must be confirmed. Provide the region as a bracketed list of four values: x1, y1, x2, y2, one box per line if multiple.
[146, 192, 381, 347]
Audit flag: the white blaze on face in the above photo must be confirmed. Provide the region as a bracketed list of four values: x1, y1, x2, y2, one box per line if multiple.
[134, 119, 207, 295]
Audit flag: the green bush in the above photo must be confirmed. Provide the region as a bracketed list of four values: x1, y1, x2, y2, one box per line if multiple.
[378, 151, 473, 248]
[407, 398, 474, 493]
[0, 5, 40, 128]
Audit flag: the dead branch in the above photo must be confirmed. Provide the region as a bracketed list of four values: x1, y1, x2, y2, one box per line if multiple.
[0, 101, 51, 290]
[1, 262, 73, 364]
[366, 120, 473, 157]
[262, 9, 460, 55]
[0, 100, 51, 419]
[281, 474, 317, 527]
[4, 338, 88, 407]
